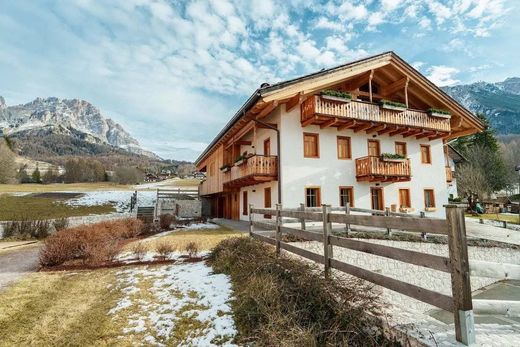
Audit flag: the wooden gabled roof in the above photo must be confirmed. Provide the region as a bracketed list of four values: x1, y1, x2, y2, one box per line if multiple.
[195, 51, 484, 166]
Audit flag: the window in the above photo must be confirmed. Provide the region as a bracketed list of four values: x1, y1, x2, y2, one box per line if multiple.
[339, 187, 354, 207]
[399, 189, 411, 208]
[242, 191, 248, 216]
[337, 136, 352, 159]
[424, 189, 435, 208]
[264, 187, 272, 219]
[303, 133, 319, 158]
[367, 139, 380, 157]
[305, 187, 321, 207]
[420, 145, 431, 164]
[395, 142, 407, 157]
[264, 138, 271, 156]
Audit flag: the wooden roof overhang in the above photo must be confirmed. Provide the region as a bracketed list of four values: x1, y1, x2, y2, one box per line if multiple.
[195, 52, 484, 167]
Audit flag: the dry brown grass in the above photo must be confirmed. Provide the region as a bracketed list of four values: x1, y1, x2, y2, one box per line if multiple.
[0, 182, 131, 193]
[0, 269, 126, 346]
[126, 228, 244, 253]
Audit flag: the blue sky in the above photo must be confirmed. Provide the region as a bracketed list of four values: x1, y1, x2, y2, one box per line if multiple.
[0, 0, 518, 160]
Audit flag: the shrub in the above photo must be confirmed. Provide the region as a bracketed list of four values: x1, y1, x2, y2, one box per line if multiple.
[131, 242, 147, 261]
[185, 241, 199, 258]
[159, 214, 175, 231]
[39, 218, 144, 267]
[3, 219, 51, 240]
[208, 237, 389, 346]
[53, 218, 69, 232]
[155, 240, 176, 259]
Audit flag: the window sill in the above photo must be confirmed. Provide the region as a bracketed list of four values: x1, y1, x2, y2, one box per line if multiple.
[424, 207, 437, 212]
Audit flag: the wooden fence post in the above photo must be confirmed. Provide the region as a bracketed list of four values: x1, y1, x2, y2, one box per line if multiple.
[420, 211, 427, 240]
[275, 204, 282, 256]
[385, 208, 392, 236]
[300, 203, 306, 230]
[446, 205, 475, 345]
[322, 204, 332, 279]
[248, 204, 254, 237]
[344, 204, 351, 235]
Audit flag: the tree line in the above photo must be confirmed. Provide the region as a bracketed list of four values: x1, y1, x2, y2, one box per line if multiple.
[453, 113, 519, 200]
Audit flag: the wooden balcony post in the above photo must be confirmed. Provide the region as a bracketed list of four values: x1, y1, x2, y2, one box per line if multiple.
[275, 204, 282, 256]
[322, 204, 332, 279]
[446, 205, 475, 345]
[299, 203, 306, 230]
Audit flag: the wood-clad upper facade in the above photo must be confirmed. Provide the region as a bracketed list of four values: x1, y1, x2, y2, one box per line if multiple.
[195, 52, 483, 219]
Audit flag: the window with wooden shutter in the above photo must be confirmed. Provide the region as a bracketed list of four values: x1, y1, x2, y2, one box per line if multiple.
[339, 187, 354, 207]
[424, 189, 435, 208]
[420, 145, 431, 164]
[303, 133, 319, 158]
[305, 187, 321, 207]
[399, 189, 411, 208]
[242, 191, 248, 216]
[337, 136, 352, 159]
[395, 142, 407, 157]
[264, 187, 272, 219]
[367, 139, 380, 157]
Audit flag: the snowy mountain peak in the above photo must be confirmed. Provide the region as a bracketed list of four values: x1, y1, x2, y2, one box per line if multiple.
[0, 96, 159, 159]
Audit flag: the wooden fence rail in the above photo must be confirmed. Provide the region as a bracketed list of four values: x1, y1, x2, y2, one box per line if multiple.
[249, 203, 476, 345]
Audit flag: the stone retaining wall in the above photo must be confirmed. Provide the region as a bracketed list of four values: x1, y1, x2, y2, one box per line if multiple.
[0, 213, 135, 238]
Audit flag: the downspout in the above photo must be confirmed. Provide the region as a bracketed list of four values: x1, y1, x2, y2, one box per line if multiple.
[250, 115, 282, 205]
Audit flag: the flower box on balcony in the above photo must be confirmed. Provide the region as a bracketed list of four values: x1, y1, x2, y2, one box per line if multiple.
[427, 108, 451, 119]
[379, 99, 407, 112]
[220, 165, 231, 173]
[380, 153, 406, 162]
[320, 90, 352, 103]
[235, 154, 251, 166]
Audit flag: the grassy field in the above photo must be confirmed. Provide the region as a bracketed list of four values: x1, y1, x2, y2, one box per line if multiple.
[0, 182, 131, 193]
[0, 194, 115, 220]
[467, 213, 520, 225]
[127, 227, 244, 252]
[0, 269, 125, 346]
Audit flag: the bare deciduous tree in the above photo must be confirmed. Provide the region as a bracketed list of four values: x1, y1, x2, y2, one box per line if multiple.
[113, 166, 143, 184]
[177, 163, 196, 178]
[456, 163, 492, 199]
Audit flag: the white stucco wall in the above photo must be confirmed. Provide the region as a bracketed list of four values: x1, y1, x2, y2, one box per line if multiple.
[446, 156, 458, 199]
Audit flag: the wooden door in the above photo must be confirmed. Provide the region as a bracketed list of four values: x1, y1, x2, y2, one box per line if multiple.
[264, 138, 271, 156]
[242, 191, 248, 216]
[370, 187, 384, 210]
[368, 140, 380, 157]
[264, 187, 272, 219]
[232, 192, 240, 220]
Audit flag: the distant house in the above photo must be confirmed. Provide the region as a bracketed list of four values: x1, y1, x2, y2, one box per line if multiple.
[195, 52, 484, 220]
[482, 197, 512, 214]
[445, 144, 466, 199]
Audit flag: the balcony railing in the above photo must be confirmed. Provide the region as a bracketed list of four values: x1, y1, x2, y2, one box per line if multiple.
[446, 166, 453, 182]
[301, 95, 451, 132]
[355, 156, 411, 182]
[224, 155, 278, 188]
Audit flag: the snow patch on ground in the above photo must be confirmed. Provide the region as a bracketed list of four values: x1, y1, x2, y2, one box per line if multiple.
[109, 262, 237, 346]
[145, 223, 221, 240]
[65, 190, 156, 212]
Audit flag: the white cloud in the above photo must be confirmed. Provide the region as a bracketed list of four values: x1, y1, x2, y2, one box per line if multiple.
[336, 2, 368, 21]
[315, 17, 344, 31]
[427, 65, 460, 86]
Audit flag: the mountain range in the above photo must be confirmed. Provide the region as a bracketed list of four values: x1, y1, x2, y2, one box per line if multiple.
[443, 77, 520, 134]
[0, 96, 159, 159]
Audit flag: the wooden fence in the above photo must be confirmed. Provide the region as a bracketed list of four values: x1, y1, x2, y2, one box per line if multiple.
[247, 204, 520, 345]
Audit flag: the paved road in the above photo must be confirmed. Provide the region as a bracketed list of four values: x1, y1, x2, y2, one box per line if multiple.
[0, 244, 40, 291]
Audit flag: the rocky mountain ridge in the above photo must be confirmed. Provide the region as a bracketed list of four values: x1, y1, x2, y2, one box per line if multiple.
[0, 96, 159, 159]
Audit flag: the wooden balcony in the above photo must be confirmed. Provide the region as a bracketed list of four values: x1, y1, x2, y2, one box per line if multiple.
[224, 155, 278, 188]
[301, 96, 451, 138]
[446, 166, 453, 183]
[355, 156, 411, 182]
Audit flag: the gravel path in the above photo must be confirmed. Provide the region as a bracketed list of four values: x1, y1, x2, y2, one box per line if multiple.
[0, 244, 40, 291]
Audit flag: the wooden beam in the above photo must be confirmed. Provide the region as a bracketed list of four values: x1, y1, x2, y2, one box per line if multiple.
[301, 116, 317, 127]
[337, 120, 357, 131]
[354, 122, 374, 133]
[429, 132, 451, 140]
[416, 131, 437, 140]
[369, 69, 374, 102]
[377, 125, 397, 135]
[235, 140, 252, 146]
[256, 101, 278, 119]
[402, 128, 423, 138]
[285, 92, 302, 112]
[255, 123, 277, 130]
[380, 77, 407, 97]
[389, 127, 409, 136]
[405, 77, 409, 107]
[366, 124, 386, 134]
[344, 71, 372, 91]
[320, 118, 338, 129]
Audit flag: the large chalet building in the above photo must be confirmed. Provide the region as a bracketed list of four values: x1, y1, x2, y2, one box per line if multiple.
[195, 52, 483, 220]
